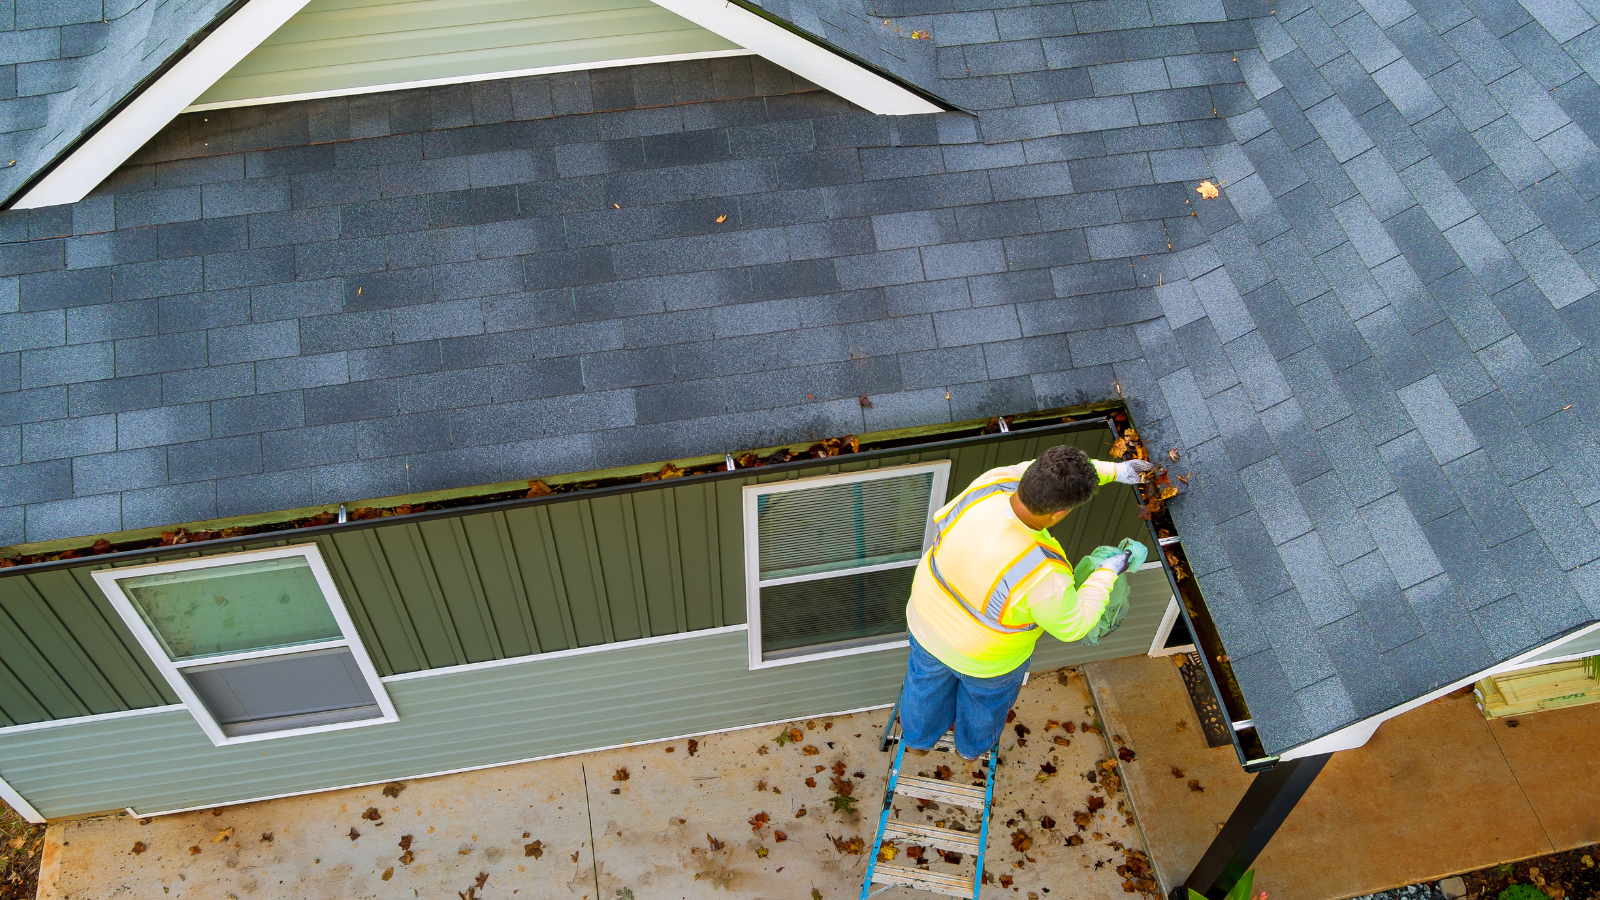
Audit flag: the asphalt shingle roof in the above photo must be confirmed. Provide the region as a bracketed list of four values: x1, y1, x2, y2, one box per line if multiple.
[0, 0, 237, 207]
[3, 0, 1600, 756]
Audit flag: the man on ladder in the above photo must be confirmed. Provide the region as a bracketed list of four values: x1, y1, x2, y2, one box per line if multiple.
[862, 444, 1151, 898]
[901, 444, 1151, 761]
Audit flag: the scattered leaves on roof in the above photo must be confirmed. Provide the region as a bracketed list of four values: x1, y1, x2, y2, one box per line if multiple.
[715, 214, 728, 223]
[1196, 180, 1220, 199]
[910, 29, 930, 38]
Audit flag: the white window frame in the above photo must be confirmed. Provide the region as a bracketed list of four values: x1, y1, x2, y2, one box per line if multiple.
[742, 460, 950, 670]
[91, 544, 398, 747]
[1147, 594, 1196, 657]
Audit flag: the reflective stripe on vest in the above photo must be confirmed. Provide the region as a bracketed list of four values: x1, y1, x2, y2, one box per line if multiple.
[924, 477, 1067, 635]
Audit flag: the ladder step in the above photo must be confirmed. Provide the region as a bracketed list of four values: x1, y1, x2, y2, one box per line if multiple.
[871, 862, 974, 898]
[882, 819, 981, 855]
[894, 774, 987, 808]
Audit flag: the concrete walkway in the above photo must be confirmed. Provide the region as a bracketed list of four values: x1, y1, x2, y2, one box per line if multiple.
[1087, 655, 1600, 900]
[36, 668, 1157, 900]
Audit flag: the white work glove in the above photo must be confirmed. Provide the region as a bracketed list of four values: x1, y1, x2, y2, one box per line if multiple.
[1114, 459, 1154, 484]
[1097, 549, 1132, 575]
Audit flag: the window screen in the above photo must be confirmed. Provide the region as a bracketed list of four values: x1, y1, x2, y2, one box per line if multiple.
[744, 462, 948, 665]
[94, 546, 395, 745]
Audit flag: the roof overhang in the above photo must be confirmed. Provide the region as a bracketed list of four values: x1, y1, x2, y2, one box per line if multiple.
[1277, 618, 1600, 761]
[9, 0, 943, 211]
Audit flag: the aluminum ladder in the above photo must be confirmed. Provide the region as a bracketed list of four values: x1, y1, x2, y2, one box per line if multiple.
[860, 696, 998, 899]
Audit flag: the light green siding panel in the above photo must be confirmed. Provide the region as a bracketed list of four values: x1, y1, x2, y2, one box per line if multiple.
[466, 513, 541, 659]
[630, 490, 686, 635]
[374, 526, 466, 667]
[0, 602, 89, 721]
[416, 519, 501, 663]
[0, 571, 1166, 820]
[590, 495, 644, 642]
[716, 478, 746, 626]
[195, 0, 740, 107]
[547, 502, 611, 646]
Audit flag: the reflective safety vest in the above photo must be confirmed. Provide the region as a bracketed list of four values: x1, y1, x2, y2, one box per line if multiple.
[905, 467, 1072, 677]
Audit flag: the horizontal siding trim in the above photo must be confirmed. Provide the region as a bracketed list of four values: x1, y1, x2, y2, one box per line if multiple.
[381, 623, 747, 682]
[0, 704, 187, 738]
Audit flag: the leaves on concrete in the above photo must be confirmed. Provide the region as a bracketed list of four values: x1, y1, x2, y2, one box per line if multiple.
[1013, 723, 1031, 745]
[877, 842, 897, 861]
[774, 727, 802, 747]
[130, 842, 146, 855]
[829, 776, 855, 797]
[687, 739, 698, 756]
[524, 840, 543, 858]
[1010, 829, 1032, 852]
[458, 871, 489, 900]
[748, 812, 770, 833]
[805, 777, 817, 788]
[826, 795, 857, 813]
[706, 834, 725, 851]
[348, 828, 361, 841]
[1117, 747, 1137, 762]
[382, 782, 407, 798]
[1188, 780, 1204, 792]
[210, 828, 233, 843]
[1170, 766, 1185, 778]
[1088, 796, 1106, 813]
[399, 835, 413, 850]
[802, 745, 820, 756]
[755, 846, 768, 858]
[381, 867, 394, 881]
[774, 831, 787, 842]
[188, 845, 200, 855]
[828, 834, 864, 854]
[361, 807, 382, 821]
[1039, 815, 1056, 829]
[612, 767, 629, 782]
[932, 766, 952, 781]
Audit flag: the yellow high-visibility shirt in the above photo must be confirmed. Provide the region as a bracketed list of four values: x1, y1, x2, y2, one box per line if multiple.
[905, 459, 1119, 678]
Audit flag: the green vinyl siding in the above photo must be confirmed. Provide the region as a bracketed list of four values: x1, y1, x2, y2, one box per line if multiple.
[0, 568, 1168, 820]
[193, 0, 742, 108]
[0, 424, 1143, 726]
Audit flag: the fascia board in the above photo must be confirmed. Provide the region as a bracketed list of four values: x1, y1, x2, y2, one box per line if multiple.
[11, 0, 317, 211]
[646, 0, 943, 115]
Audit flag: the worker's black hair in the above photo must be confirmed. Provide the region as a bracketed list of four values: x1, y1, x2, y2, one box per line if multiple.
[1016, 445, 1100, 515]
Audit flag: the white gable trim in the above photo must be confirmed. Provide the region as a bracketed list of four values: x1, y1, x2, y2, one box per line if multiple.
[14, 0, 938, 209]
[651, 0, 940, 115]
[12, 0, 317, 210]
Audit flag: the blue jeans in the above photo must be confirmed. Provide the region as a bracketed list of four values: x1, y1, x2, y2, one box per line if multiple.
[899, 634, 1032, 759]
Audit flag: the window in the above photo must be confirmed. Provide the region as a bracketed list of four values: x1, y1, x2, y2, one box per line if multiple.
[93, 545, 396, 745]
[743, 461, 950, 668]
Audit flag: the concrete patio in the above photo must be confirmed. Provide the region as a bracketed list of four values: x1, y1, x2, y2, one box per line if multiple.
[35, 668, 1154, 900]
[1088, 654, 1600, 900]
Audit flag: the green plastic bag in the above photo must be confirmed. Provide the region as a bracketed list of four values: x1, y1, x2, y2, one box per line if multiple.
[1073, 538, 1149, 646]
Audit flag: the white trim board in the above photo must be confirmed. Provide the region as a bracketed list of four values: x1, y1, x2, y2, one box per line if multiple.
[185, 49, 755, 112]
[1279, 619, 1600, 760]
[0, 770, 45, 825]
[125, 700, 898, 819]
[650, 0, 940, 115]
[13, 0, 316, 210]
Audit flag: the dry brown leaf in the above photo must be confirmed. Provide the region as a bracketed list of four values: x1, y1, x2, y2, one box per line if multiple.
[1188, 780, 1204, 793]
[805, 777, 817, 788]
[399, 849, 415, 865]
[524, 840, 543, 858]
[362, 807, 382, 821]
[802, 745, 820, 756]
[749, 812, 770, 833]
[706, 834, 725, 851]
[774, 831, 788, 842]
[1196, 180, 1220, 199]
[715, 214, 728, 223]
[382, 867, 394, 881]
[756, 846, 769, 858]
[211, 828, 234, 843]
[188, 845, 201, 855]
[1011, 830, 1032, 852]
[382, 781, 406, 798]
[613, 767, 629, 781]
[131, 841, 146, 855]
[348, 828, 361, 840]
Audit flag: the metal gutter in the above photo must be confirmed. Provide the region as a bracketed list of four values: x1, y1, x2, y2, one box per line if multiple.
[0, 413, 1113, 578]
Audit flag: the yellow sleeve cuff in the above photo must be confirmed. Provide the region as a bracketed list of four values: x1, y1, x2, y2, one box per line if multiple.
[1093, 459, 1118, 485]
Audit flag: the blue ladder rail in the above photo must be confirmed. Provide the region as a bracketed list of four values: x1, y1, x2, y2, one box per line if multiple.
[861, 698, 998, 899]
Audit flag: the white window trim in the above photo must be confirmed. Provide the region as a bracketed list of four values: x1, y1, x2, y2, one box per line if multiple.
[90, 543, 398, 747]
[1146, 594, 1196, 658]
[742, 460, 950, 670]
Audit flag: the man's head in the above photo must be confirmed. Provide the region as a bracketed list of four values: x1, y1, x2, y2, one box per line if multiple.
[1016, 445, 1100, 523]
